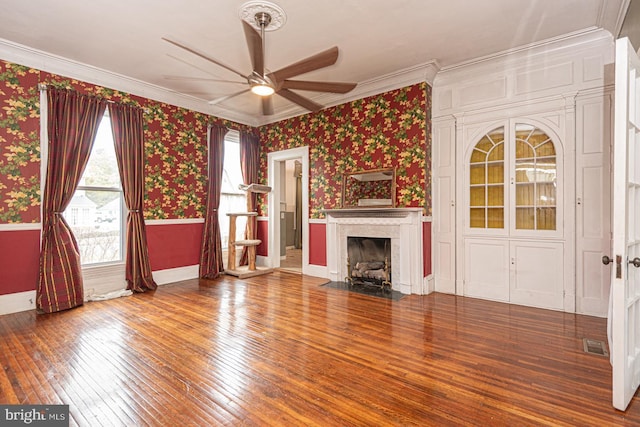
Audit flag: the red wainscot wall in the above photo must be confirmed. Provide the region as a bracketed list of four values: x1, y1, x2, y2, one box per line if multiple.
[0, 229, 40, 295]
[146, 222, 204, 271]
[309, 222, 327, 266]
[423, 221, 432, 276]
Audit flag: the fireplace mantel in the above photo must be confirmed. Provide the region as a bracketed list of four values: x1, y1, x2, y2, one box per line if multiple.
[323, 207, 423, 219]
[323, 208, 426, 295]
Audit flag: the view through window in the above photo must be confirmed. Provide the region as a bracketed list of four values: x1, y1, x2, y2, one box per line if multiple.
[219, 131, 247, 250]
[63, 114, 124, 265]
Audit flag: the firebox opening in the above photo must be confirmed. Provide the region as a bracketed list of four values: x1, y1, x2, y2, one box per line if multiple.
[346, 236, 391, 290]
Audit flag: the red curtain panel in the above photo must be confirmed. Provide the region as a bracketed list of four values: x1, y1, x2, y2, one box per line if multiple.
[239, 131, 260, 266]
[38, 88, 106, 313]
[199, 125, 227, 278]
[109, 103, 157, 292]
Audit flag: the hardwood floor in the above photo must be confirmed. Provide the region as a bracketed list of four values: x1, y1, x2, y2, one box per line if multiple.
[279, 247, 302, 273]
[1, 271, 639, 426]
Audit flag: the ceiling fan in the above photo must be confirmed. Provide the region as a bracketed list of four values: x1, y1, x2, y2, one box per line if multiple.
[162, 11, 357, 116]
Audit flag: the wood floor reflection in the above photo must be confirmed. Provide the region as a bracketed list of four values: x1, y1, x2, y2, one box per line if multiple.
[1, 271, 638, 426]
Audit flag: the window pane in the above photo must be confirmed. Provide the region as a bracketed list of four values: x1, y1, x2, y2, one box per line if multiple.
[219, 194, 247, 249]
[487, 143, 504, 162]
[516, 207, 535, 229]
[487, 163, 504, 184]
[81, 116, 121, 189]
[536, 207, 556, 230]
[221, 140, 244, 195]
[487, 186, 504, 206]
[470, 149, 486, 163]
[487, 208, 504, 228]
[515, 140, 534, 159]
[64, 190, 123, 264]
[474, 136, 494, 153]
[470, 164, 485, 184]
[470, 208, 485, 228]
[470, 187, 485, 207]
[219, 134, 248, 250]
[516, 183, 534, 206]
[65, 114, 124, 266]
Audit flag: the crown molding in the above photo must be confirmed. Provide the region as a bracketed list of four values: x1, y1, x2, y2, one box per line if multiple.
[436, 27, 612, 77]
[0, 37, 437, 128]
[254, 60, 440, 126]
[0, 38, 263, 127]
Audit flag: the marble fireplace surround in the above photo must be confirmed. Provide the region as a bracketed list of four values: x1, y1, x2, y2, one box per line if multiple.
[323, 208, 425, 295]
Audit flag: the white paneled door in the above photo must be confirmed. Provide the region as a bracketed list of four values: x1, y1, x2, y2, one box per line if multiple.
[610, 37, 640, 412]
[510, 240, 564, 310]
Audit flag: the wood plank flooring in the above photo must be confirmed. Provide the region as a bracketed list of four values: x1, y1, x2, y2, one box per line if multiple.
[1, 271, 639, 426]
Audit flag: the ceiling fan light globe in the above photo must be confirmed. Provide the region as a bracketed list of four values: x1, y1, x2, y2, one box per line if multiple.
[251, 84, 275, 96]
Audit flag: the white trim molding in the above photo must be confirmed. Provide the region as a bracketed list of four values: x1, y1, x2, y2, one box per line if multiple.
[0, 290, 36, 315]
[145, 218, 205, 226]
[267, 146, 310, 274]
[153, 264, 200, 285]
[0, 223, 41, 231]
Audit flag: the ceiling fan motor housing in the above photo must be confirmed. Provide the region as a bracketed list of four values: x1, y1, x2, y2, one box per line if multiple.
[255, 12, 272, 28]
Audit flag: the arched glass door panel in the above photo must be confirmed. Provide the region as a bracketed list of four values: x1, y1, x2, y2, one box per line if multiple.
[514, 124, 557, 230]
[469, 127, 505, 229]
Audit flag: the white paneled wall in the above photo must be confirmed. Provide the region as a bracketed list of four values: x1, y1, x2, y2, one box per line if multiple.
[431, 29, 615, 316]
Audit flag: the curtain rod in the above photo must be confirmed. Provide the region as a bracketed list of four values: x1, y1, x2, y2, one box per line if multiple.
[38, 83, 149, 113]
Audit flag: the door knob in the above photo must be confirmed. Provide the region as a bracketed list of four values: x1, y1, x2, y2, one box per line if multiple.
[629, 257, 640, 268]
[603, 255, 613, 265]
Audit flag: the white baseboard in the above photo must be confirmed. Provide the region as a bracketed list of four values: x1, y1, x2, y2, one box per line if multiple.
[423, 274, 434, 295]
[0, 290, 36, 315]
[304, 264, 328, 279]
[153, 264, 199, 285]
[0, 265, 200, 316]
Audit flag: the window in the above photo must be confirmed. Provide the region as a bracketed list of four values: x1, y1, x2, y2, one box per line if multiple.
[63, 113, 124, 265]
[218, 131, 247, 250]
[469, 123, 557, 232]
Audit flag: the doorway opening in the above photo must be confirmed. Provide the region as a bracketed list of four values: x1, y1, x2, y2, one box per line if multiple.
[279, 159, 303, 273]
[267, 146, 309, 275]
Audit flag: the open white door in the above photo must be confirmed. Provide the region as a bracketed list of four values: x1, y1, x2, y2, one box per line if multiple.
[610, 37, 640, 411]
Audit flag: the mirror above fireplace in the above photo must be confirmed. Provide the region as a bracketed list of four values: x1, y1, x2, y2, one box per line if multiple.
[341, 167, 396, 208]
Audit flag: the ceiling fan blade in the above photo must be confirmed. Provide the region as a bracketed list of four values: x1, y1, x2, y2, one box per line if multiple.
[281, 80, 357, 93]
[262, 96, 274, 116]
[277, 89, 323, 112]
[162, 37, 248, 80]
[167, 54, 238, 79]
[208, 89, 250, 106]
[163, 75, 245, 84]
[242, 20, 264, 76]
[271, 47, 339, 82]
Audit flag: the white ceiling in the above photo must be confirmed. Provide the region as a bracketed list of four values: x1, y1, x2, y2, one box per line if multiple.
[0, 0, 629, 126]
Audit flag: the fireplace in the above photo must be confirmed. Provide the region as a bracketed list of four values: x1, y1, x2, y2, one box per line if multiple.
[323, 208, 426, 295]
[346, 236, 391, 290]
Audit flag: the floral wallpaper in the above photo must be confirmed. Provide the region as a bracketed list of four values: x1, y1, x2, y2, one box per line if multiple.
[0, 59, 251, 223]
[258, 82, 431, 218]
[0, 62, 40, 223]
[1, 58, 431, 224]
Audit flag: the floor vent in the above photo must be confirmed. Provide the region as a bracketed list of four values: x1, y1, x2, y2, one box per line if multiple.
[583, 338, 609, 357]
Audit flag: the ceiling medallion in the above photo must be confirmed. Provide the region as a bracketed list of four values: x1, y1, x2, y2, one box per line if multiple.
[238, 1, 286, 32]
